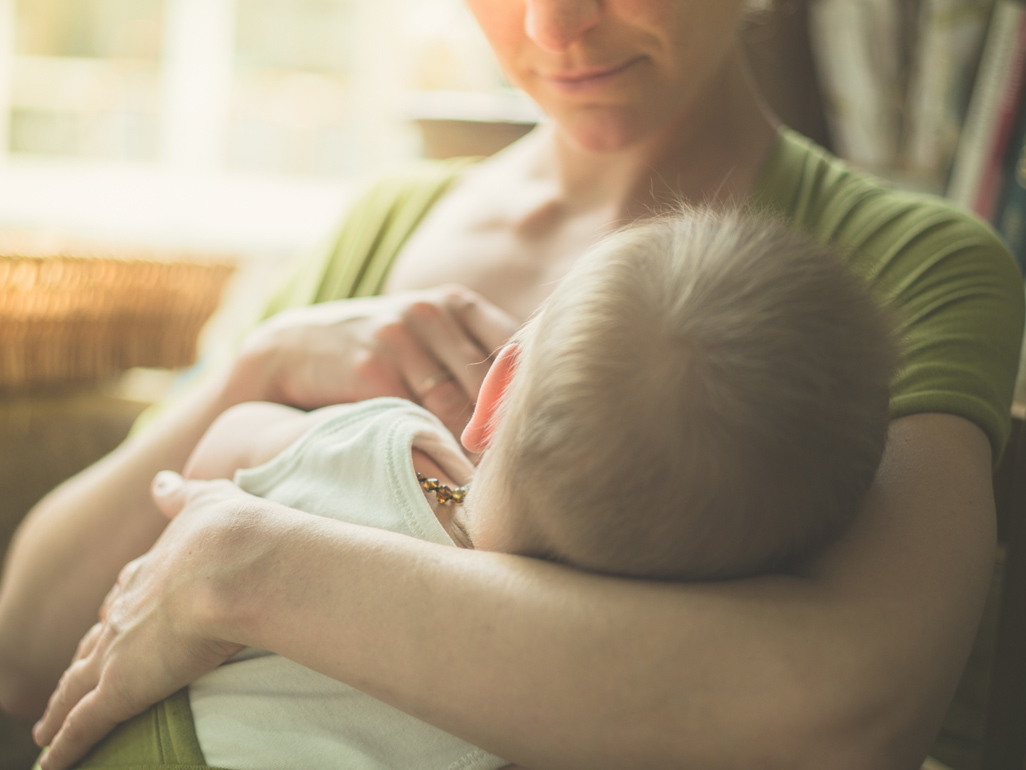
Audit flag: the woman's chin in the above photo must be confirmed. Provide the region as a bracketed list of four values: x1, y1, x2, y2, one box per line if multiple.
[554, 109, 655, 154]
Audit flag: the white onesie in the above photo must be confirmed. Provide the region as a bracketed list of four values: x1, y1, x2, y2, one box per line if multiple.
[189, 397, 508, 770]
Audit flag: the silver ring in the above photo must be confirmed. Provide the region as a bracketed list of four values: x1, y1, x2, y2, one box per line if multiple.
[416, 369, 454, 397]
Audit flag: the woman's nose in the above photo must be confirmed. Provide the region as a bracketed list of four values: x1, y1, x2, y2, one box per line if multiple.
[524, 0, 601, 52]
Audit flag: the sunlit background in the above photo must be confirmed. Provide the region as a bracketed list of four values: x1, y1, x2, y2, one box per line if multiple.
[0, 7, 1018, 768]
[0, 0, 1002, 261]
[0, 7, 537, 680]
[0, 0, 534, 258]
[0, 0, 1003, 384]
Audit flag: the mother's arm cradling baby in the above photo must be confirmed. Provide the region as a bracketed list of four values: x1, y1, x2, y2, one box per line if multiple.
[7, 0, 1026, 767]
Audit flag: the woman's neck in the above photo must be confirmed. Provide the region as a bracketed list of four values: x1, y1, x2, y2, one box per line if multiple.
[533, 49, 779, 219]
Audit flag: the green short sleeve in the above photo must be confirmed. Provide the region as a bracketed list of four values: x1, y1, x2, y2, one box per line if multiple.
[753, 128, 1025, 461]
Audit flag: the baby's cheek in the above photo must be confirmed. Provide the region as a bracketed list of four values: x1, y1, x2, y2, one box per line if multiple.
[464, 511, 494, 552]
[463, 507, 511, 554]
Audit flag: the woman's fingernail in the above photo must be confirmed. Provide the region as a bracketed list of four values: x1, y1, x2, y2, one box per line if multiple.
[152, 470, 182, 495]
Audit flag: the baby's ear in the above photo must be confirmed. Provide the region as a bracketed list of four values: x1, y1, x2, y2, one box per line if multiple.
[462, 344, 520, 453]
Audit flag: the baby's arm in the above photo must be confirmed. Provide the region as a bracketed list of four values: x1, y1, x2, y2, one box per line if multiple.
[183, 402, 339, 481]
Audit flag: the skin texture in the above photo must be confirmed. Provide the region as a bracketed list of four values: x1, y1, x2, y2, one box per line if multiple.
[230, 287, 518, 436]
[0, 0, 1011, 768]
[468, 0, 746, 153]
[33, 414, 995, 770]
[0, 286, 513, 716]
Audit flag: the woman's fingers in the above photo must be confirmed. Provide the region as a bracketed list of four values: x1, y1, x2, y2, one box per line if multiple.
[31, 477, 253, 770]
[443, 287, 520, 355]
[391, 287, 519, 435]
[401, 295, 493, 398]
[151, 471, 186, 520]
[421, 380, 476, 438]
[375, 316, 458, 401]
[231, 285, 520, 427]
[98, 584, 119, 622]
[366, 292, 488, 434]
[33, 651, 99, 750]
[39, 688, 124, 770]
[151, 472, 243, 523]
[73, 622, 104, 662]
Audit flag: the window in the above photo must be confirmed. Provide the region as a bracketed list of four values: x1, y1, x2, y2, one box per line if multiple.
[0, 0, 514, 256]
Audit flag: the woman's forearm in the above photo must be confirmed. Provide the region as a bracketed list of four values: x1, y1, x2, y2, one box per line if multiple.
[0, 368, 239, 716]
[212, 413, 996, 770]
[212, 509, 857, 769]
[215, 512, 820, 768]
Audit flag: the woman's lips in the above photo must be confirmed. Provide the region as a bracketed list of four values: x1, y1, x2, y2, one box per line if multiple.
[542, 57, 643, 93]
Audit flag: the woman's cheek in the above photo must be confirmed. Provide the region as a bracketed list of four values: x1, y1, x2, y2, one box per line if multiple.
[464, 0, 526, 60]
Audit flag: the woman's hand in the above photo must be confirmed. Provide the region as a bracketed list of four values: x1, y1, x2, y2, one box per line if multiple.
[31, 473, 250, 770]
[230, 285, 519, 437]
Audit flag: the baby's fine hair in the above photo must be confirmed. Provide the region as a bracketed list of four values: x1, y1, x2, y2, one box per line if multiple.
[489, 207, 899, 580]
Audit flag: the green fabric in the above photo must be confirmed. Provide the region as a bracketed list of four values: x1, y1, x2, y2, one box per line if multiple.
[102, 128, 1024, 767]
[263, 128, 1023, 461]
[33, 690, 232, 770]
[260, 158, 478, 317]
[752, 128, 1024, 462]
[141, 129, 1025, 459]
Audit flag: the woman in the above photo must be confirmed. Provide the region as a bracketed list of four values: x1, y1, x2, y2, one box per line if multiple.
[2, 0, 1022, 768]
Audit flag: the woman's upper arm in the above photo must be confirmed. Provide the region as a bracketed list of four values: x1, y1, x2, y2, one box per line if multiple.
[793, 411, 997, 769]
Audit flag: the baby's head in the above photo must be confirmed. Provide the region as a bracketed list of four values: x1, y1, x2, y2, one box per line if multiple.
[460, 208, 898, 580]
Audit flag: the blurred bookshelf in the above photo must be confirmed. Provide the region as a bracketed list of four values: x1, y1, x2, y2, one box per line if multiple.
[804, 0, 1026, 226]
[800, 7, 1026, 770]
[805, 0, 994, 193]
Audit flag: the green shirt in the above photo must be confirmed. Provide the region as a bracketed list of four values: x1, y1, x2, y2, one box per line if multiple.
[755, 129, 1024, 460]
[95, 127, 1024, 769]
[264, 127, 1025, 459]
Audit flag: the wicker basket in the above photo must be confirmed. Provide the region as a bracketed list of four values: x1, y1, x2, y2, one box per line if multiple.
[0, 238, 235, 388]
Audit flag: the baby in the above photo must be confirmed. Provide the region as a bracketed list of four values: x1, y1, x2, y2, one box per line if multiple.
[458, 207, 898, 581]
[80, 207, 899, 770]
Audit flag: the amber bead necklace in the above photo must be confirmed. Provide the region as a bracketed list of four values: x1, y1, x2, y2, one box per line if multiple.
[416, 472, 469, 505]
